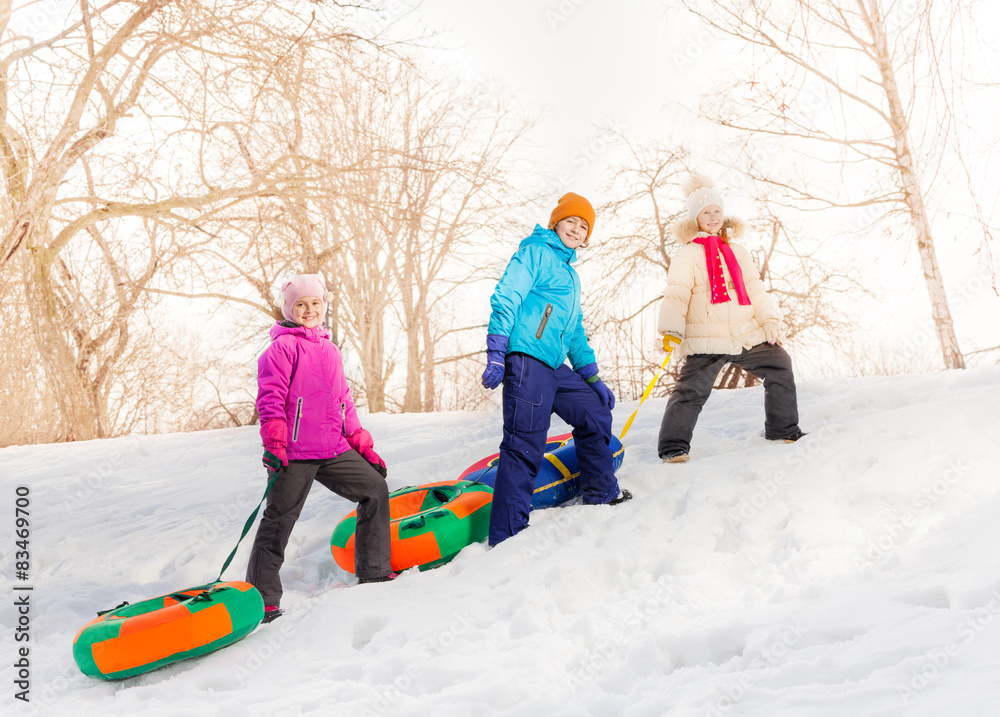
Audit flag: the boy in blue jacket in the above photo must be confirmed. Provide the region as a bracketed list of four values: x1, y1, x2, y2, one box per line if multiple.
[482, 192, 630, 546]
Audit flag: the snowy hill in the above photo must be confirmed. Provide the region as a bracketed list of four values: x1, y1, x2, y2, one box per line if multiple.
[3, 367, 1000, 716]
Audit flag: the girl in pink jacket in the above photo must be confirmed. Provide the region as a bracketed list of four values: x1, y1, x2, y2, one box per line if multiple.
[657, 176, 805, 462]
[247, 274, 394, 622]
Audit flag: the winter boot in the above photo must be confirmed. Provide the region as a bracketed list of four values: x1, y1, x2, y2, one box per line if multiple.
[769, 429, 807, 444]
[661, 450, 690, 463]
[608, 489, 633, 506]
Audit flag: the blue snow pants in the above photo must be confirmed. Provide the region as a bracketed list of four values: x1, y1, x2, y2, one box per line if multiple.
[488, 352, 620, 546]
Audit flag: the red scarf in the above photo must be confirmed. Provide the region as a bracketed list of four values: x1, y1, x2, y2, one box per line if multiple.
[692, 235, 751, 305]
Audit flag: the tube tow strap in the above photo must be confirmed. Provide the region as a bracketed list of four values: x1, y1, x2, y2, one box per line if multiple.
[618, 349, 676, 441]
[215, 468, 280, 582]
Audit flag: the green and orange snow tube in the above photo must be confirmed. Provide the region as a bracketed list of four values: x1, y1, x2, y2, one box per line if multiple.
[73, 580, 264, 680]
[331, 479, 493, 573]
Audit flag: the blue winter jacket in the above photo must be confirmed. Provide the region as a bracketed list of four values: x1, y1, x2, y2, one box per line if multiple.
[487, 225, 596, 371]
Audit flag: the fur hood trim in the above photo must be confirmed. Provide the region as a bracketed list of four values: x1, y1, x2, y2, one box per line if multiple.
[672, 217, 746, 245]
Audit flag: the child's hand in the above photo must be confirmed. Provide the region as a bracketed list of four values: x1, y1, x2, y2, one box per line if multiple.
[576, 363, 616, 410]
[662, 333, 682, 353]
[347, 428, 387, 476]
[763, 322, 781, 345]
[481, 334, 508, 390]
[260, 420, 287, 470]
[362, 449, 387, 476]
[482, 362, 504, 390]
[262, 447, 287, 473]
[589, 377, 616, 410]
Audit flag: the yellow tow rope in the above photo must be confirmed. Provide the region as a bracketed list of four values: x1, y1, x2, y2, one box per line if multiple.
[617, 348, 676, 441]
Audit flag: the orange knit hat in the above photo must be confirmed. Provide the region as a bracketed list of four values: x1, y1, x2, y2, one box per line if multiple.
[548, 192, 595, 239]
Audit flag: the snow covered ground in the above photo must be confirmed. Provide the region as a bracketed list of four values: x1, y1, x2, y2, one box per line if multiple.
[3, 366, 1000, 716]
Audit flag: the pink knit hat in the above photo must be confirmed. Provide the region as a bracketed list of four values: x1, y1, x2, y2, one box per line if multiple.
[279, 274, 329, 322]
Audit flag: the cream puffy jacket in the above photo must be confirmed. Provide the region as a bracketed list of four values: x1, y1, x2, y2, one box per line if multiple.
[657, 217, 781, 357]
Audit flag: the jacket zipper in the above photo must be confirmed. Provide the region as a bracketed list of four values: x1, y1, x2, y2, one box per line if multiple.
[535, 303, 553, 339]
[292, 398, 303, 442]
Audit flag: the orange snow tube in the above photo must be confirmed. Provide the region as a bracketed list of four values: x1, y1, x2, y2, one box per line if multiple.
[331, 479, 494, 573]
[72, 580, 264, 680]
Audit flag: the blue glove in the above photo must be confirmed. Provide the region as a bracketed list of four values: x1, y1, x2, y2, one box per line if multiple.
[576, 362, 615, 410]
[481, 334, 508, 389]
[590, 378, 615, 410]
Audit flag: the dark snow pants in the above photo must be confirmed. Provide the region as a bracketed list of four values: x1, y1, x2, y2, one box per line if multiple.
[489, 352, 620, 547]
[657, 342, 800, 457]
[246, 450, 390, 606]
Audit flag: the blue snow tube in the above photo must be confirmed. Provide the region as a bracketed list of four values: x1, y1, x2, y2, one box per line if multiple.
[457, 432, 625, 509]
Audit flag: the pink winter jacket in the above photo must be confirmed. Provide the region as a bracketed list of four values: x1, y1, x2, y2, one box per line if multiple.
[257, 322, 363, 460]
[658, 217, 782, 358]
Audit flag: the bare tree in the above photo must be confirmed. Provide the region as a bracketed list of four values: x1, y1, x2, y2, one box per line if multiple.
[315, 59, 535, 413]
[383, 71, 535, 412]
[589, 135, 863, 396]
[138, 49, 535, 418]
[681, 0, 992, 370]
[587, 137, 691, 399]
[743, 198, 868, 376]
[0, 1, 375, 438]
[0, 258, 60, 445]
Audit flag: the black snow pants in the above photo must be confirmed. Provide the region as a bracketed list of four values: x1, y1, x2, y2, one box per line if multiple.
[657, 342, 801, 457]
[246, 450, 390, 606]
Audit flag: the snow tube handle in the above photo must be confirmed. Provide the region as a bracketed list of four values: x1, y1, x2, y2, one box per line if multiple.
[97, 601, 130, 616]
[401, 510, 451, 532]
[401, 515, 426, 531]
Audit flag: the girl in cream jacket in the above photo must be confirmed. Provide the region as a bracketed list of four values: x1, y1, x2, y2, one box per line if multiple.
[657, 176, 805, 462]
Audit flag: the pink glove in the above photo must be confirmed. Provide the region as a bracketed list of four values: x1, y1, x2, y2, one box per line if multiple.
[263, 447, 287, 472]
[260, 420, 288, 467]
[346, 428, 386, 470]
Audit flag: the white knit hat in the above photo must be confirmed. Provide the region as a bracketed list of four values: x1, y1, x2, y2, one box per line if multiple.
[684, 174, 724, 221]
[278, 274, 330, 322]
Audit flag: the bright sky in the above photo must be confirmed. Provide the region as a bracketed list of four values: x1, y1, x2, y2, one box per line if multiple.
[414, 0, 717, 199]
